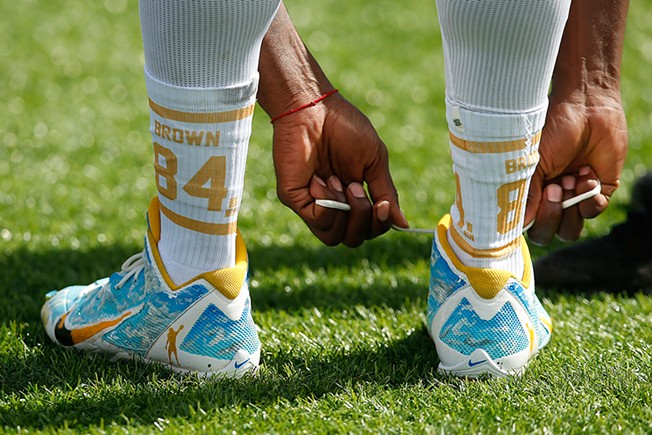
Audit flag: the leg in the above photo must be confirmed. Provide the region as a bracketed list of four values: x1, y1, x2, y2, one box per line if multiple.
[142, 0, 280, 284]
[428, 0, 571, 377]
[41, 0, 280, 376]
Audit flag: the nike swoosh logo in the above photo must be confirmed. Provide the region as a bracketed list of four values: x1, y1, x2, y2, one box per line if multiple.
[55, 310, 133, 346]
[234, 358, 250, 369]
[468, 359, 487, 368]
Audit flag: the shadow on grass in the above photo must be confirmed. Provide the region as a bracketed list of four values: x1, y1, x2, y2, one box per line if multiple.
[0, 325, 442, 429]
[0, 234, 440, 429]
[4, 232, 607, 430]
[0, 232, 432, 322]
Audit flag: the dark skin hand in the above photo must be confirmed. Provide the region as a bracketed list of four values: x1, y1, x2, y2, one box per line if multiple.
[526, 0, 629, 245]
[258, 3, 408, 247]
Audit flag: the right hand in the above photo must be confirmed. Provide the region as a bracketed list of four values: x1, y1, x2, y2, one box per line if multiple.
[526, 88, 628, 245]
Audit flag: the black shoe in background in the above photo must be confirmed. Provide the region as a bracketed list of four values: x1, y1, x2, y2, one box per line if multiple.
[534, 173, 652, 293]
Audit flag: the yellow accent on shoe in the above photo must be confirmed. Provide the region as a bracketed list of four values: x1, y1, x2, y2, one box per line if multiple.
[526, 322, 535, 353]
[200, 233, 247, 300]
[437, 214, 532, 299]
[148, 197, 162, 244]
[540, 316, 553, 332]
[146, 196, 247, 299]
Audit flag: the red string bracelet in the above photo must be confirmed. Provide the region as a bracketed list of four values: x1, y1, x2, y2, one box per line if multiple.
[270, 89, 339, 123]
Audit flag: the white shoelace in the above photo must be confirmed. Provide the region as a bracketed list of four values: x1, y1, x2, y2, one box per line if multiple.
[116, 252, 146, 289]
[315, 182, 602, 235]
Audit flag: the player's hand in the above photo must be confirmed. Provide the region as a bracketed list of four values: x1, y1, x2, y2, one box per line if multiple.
[525, 89, 627, 245]
[272, 92, 408, 247]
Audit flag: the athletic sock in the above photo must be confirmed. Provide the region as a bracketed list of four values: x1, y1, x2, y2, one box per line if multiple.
[436, 0, 571, 277]
[139, 0, 280, 285]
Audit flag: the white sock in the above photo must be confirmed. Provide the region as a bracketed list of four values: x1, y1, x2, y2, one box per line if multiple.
[436, 0, 571, 276]
[139, 0, 280, 285]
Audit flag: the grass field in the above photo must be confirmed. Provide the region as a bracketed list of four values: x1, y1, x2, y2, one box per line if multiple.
[2, 0, 652, 433]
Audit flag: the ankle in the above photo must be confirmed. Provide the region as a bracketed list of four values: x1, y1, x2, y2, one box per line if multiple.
[446, 227, 524, 277]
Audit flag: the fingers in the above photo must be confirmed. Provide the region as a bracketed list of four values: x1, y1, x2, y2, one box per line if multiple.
[304, 180, 397, 247]
[288, 176, 385, 246]
[340, 183, 374, 247]
[557, 169, 608, 242]
[524, 167, 544, 231]
[362, 142, 409, 234]
[577, 176, 610, 219]
[527, 167, 610, 245]
[319, 182, 393, 248]
[304, 175, 349, 245]
[557, 175, 583, 242]
[308, 141, 407, 246]
[527, 184, 563, 246]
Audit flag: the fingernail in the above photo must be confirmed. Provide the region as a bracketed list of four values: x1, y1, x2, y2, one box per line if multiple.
[349, 183, 366, 198]
[556, 234, 571, 243]
[313, 175, 327, 187]
[377, 200, 390, 221]
[579, 166, 591, 176]
[586, 178, 599, 188]
[329, 176, 343, 193]
[562, 175, 576, 191]
[547, 184, 563, 203]
[400, 209, 409, 226]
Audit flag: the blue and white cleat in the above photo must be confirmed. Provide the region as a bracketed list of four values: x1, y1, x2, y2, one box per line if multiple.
[41, 197, 260, 377]
[428, 215, 552, 378]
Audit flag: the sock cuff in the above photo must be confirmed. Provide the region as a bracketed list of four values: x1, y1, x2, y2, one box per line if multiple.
[445, 98, 547, 142]
[145, 67, 259, 112]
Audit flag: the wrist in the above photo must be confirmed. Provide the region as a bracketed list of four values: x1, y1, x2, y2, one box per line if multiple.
[551, 0, 627, 101]
[259, 72, 335, 120]
[270, 89, 339, 123]
[552, 59, 621, 96]
[257, 3, 335, 120]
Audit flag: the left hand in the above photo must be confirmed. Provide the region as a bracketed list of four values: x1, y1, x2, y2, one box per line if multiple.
[272, 92, 408, 247]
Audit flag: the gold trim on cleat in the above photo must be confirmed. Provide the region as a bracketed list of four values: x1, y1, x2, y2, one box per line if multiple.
[437, 215, 533, 299]
[147, 197, 247, 299]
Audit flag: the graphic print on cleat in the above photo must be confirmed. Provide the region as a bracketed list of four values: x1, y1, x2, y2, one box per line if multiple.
[41, 197, 261, 377]
[427, 215, 551, 378]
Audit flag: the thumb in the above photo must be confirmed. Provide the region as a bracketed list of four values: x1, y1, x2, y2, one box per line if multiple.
[525, 167, 544, 228]
[364, 149, 409, 229]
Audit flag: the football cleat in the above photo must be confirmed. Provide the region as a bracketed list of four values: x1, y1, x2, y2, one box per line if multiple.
[41, 197, 260, 377]
[428, 215, 551, 378]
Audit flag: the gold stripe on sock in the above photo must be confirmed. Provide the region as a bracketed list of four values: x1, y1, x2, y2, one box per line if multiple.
[149, 99, 255, 124]
[449, 131, 541, 154]
[159, 202, 237, 235]
[449, 224, 521, 258]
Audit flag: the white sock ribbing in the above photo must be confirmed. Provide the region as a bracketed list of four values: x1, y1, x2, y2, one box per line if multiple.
[436, 0, 571, 276]
[139, 0, 280, 285]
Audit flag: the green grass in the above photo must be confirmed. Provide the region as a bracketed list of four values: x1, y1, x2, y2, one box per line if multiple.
[2, 0, 652, 432]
